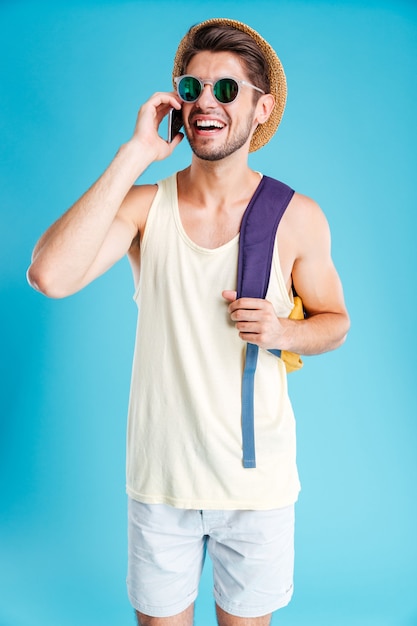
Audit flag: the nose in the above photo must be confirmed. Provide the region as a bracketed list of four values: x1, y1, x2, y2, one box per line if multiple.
[196, 82, 218, 108]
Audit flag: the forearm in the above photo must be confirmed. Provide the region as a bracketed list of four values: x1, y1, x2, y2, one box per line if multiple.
[28, 139, 149, 296]
[28, 92, 183, 298]
[279, 311, 350, 356]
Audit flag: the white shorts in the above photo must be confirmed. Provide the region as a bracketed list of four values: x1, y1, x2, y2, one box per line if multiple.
[127, 498, 295, 618]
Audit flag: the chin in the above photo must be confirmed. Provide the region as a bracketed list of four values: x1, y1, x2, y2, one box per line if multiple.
[189, 137, 251, 162]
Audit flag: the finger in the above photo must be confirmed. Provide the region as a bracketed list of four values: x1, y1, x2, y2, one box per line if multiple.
[140, 93, 181, 127]
[165, 131, 184, 153]
[236, 321, 260, 333]
[230, 308, 260, 322]
[222, 290, 237, 302]
[148, 91, 182, 109]
[239, 332, 263, 345]
[229, 305, 268, 321]
[154, 103, 177, 127]
[228, 297, 265, 313]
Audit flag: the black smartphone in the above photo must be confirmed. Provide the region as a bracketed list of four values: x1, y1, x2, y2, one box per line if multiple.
[168, 107, 183, 142]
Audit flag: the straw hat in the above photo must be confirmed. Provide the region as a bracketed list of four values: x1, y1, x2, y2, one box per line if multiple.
[172, 18, 287, 152]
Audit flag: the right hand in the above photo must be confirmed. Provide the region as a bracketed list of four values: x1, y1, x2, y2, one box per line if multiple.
[131, 91, 183, 162]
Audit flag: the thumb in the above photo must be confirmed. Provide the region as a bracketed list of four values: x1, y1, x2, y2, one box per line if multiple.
[222, 290, 237, 302]
[165, 131, 184, 156]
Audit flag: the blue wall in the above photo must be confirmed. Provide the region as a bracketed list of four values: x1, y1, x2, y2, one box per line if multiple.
[1, 1, 416, 624]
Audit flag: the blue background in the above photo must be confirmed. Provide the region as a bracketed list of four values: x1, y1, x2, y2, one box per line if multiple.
[1, 1, 416, 625]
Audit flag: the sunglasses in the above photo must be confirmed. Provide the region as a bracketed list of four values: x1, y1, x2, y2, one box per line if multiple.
[174, 75, 265, 105]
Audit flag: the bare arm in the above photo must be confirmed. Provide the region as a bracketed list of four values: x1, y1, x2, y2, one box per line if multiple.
[27, 92, 183, 298]
[224, 194, 350, 356]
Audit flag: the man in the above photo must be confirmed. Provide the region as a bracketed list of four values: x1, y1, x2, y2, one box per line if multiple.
[27, 18, 349, 626]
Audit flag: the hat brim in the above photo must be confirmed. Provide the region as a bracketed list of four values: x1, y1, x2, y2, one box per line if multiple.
[172, 18, 287, 152]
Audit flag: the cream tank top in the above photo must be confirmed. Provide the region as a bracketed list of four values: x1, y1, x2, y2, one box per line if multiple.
[126, 173, 301, 510]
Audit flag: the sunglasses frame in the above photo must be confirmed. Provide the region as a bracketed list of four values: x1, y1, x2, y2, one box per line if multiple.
[174, 75, 265, 105]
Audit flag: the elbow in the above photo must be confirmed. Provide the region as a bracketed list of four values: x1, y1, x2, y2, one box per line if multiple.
[336, 312, 351, 349]
[27, 262, 71, 299]
[336, 331, 349, 350]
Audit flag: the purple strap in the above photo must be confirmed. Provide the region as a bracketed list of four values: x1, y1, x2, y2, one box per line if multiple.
[237, 176, 294, 468]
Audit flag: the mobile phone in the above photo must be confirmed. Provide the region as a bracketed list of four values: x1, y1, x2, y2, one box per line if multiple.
[168, 107, 183, 142]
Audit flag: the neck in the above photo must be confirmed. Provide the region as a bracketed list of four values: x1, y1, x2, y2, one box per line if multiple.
[179, 150, 260, 206]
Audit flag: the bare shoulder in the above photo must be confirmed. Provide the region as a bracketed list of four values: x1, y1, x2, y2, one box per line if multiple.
[284, 191, 329, 228]
[280, 191, 331, 256]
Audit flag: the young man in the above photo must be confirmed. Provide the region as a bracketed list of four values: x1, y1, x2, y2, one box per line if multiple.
[28, 18, 349, 626]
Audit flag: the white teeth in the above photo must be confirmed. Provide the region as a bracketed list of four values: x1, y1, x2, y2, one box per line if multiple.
[196, 120, 225, 129]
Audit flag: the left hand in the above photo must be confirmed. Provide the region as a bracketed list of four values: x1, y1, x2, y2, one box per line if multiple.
[222, 290, 286, 350]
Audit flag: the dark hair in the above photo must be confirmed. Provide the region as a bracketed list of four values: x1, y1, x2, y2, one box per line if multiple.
[180, 24, 270, 95]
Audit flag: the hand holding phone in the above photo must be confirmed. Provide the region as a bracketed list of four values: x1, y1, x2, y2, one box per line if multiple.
[168, 108, 183, 142]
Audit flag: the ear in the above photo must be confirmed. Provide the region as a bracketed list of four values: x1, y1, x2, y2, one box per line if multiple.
[254, 94, 275, 125]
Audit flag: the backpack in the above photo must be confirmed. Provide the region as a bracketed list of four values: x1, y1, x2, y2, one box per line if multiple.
[237, 175, 303, 468]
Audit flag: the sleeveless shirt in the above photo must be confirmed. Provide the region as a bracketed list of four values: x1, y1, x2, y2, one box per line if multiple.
[126, 173, 301, 510]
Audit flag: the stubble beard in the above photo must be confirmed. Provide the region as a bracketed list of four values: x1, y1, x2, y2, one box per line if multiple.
[185, 112, 255, 162]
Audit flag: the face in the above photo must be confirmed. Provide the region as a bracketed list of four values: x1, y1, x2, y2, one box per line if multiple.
[180, 51, 261, 162]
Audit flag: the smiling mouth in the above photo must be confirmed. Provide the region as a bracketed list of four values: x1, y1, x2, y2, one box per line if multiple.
[194, 119, 226, 132]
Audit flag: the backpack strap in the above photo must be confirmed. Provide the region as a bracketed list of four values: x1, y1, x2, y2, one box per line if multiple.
[237, 176, 295, 468]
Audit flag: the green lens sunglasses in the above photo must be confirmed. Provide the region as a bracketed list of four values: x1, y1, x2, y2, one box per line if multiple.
[174, 75, 265, 105]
